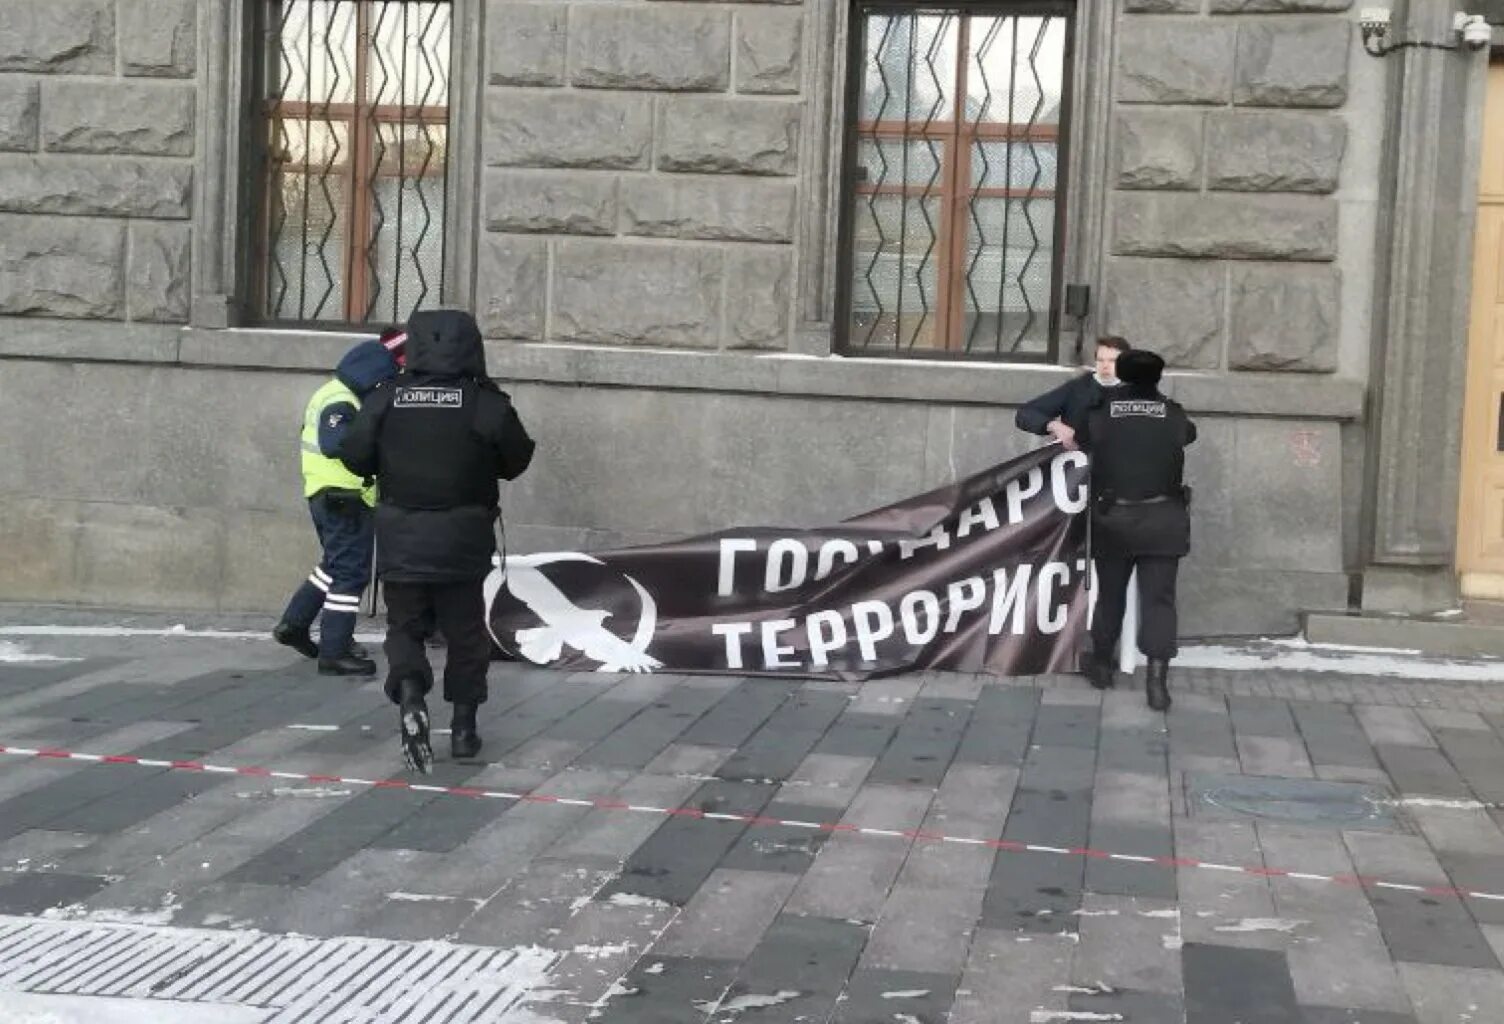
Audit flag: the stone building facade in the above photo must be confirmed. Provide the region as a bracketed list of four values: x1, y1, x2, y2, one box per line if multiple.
[0, 0, 1491, 636]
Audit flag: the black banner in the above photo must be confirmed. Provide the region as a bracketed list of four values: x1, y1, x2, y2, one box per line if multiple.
[485, 446, 1089, 680]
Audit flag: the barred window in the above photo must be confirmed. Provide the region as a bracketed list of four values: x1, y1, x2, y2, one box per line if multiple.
[839, 4, 1072, 360]
[254, 1, 452, 326]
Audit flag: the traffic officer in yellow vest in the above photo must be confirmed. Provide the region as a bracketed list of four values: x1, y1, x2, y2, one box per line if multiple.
[272, 336, 403, 675]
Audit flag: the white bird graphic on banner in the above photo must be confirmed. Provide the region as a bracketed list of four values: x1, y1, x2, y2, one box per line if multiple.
[502, 554, 662, 673]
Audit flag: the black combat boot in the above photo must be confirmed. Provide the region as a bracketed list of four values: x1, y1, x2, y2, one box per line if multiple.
[272, 621, 318, 659]
[397, 676, 433, 774]
[450, 703, 483, 760]
[1145, 658, 1172, 712]
[1085, 655, 1116, 691]
[318, 652, 377, 676]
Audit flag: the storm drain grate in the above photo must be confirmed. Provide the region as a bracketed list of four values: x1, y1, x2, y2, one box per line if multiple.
[0, 915, 561, 1023]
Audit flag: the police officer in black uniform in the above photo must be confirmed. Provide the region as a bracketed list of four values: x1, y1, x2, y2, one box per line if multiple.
[339, 309, 535, 772]
[1078, 349, 1196, 711]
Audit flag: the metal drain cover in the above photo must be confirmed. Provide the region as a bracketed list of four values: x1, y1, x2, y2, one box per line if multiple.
[1186, 773, 1402, 832]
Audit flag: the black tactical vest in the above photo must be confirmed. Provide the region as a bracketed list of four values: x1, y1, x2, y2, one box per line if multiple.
[376, 380, 499, 510]
[1089, 395, 1190, 501]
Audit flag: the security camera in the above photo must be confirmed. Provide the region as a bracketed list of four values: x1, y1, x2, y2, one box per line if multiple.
[1459, 14, 1492, 50]
[1359, 7, 1391, 37]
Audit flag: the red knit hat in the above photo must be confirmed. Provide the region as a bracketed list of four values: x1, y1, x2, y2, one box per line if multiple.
[378, 326, 407, 368]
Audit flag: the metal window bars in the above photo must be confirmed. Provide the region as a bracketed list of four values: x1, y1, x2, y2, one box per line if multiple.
[256, 0, 452, 326]
[840, 4, 1073, 360]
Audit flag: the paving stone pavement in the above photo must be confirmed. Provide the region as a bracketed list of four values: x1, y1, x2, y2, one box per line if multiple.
[1, 617, 1503, 1022]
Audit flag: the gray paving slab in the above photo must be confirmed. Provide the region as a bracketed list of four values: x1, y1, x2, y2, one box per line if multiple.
[225, 762, 485, 885]
[169, 880, 298, 930]
[1183, 942, 1302, 1024]
[947, 928, 1077, 1024]
[399, 767, 622, 900]
[812, 710, 899, 759]
[1070, 893, 1182, 995]
[1020, 742, 1097, 791]
[0, 829, 94, 872]
[1417, 709, 1494, 732]
[784, 785, 933, 922]
[1176, 819, 1284, 952]
[953, 684, 1040, 766]
[849, 677, 923, 716]
[457, 857, 617, 948]
[865, 697, 973, 788]
[1429, 726, 1504, 804]
[1357, 707, 1438, 749]
[0, 871, 110, 915]
[678, 680, 801, 749]
[43, 768, 226, 835]
[917, 671, 986, 701]
[1096, 725, 1171, 775]
[1300, 1008, 1419, 1024]
[775, 752, 875, 810]
[1031, 700, 1101, 750]
[1344, 832, 1501, 970]
[546, 770, 705, 864]
[718, 801, 834, 875]
[1229, 696, 1302, 738]
[83, 747, 399, 915]
[1375, 744, 1476, 799]
[830, 968, 958, 1024]
[574, 679, 736, 771]
[710, 914, 869, 1024]
[1435, 851, 1504, 926]
[859, 882, 983, 975]
[531, 896, 679, 1007]
[258, 846, 444, 938]
[589, 954, 736, 1023]
[1100, 688, 1166, 730]
[1395, 961, 1504, 1024]
[1168, 701, 1240, 761]
[1238, 733, 1316, 778]
[544, 697, 656, 747]
[1070, 987, 1187, 1023]
[652, 868, 800, 960]
[491, 737, 581, 773]
[643, 743, 733, 779]
[1293, 702, 1383, 770]
[602, 779, 776, 907]
[357, 891, 480, 940]
[896, 763, 1013, 891]
[1041, 684, 1102, 706]
[714, 689, 849, 783]
[1258, 824, 1415, 1012]
[57, 777, 273, 877]
[0, 725, 203, 842]
[1407, 805, 1504, 857]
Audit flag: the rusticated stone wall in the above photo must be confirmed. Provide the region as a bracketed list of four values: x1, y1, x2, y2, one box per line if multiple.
[476, 0, 803, 351]
[0, 0, 197, 325]
[1107, 0, 1353, 373]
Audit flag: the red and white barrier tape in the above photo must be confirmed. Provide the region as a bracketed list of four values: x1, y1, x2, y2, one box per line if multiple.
[1, 742, 1500, 905]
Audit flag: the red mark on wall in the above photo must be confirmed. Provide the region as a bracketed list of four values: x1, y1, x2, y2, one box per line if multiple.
[1290, 431, 1321, 468]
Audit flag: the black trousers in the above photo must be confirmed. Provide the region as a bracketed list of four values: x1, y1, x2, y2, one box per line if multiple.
[383, 580, 491, 706]
[1091, 554, 1181, 662]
